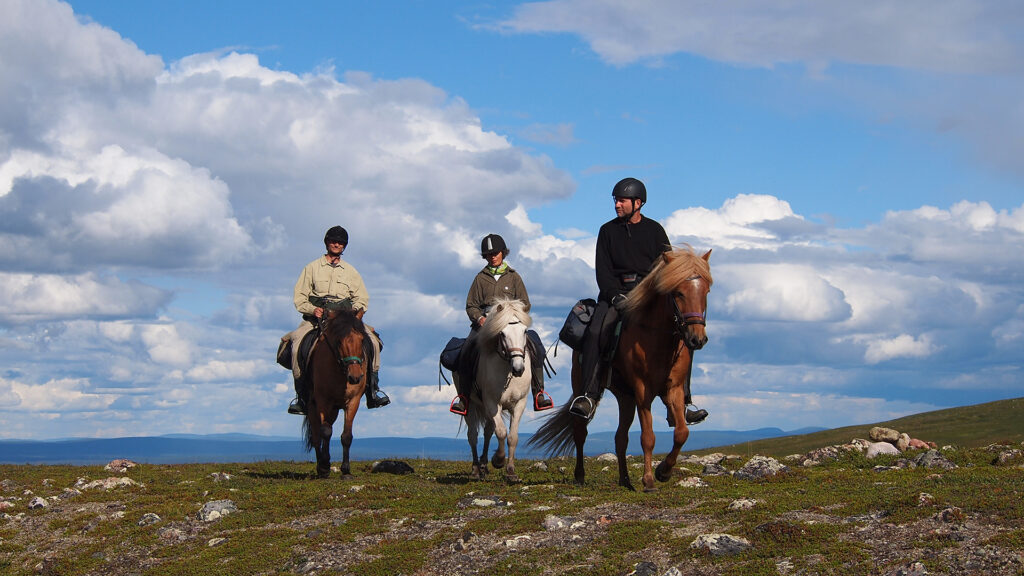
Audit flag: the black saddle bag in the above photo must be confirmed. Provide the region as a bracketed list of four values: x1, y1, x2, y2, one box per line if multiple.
[440, 337, 465, 372]
[558, 298, 597, 350]
[276, 338, 292, 370]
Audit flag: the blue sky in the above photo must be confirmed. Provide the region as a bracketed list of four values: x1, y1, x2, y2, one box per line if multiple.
[2, 0, 1022, 441]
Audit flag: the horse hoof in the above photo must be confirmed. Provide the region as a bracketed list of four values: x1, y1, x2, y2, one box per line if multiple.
[491, 455, 506, 469]
[619, 479, 636, 492]
[655, 466, 673, 483]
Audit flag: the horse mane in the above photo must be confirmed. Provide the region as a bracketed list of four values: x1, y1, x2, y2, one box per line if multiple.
[323, 308, 364, 339]
[624, 245, 713, 315]
[478, 297, 531, 341]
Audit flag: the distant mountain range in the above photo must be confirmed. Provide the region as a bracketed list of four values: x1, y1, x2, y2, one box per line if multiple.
[0, 427, 825, 465]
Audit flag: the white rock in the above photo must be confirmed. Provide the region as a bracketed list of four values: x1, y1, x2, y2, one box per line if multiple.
[866, 442, 901, 459]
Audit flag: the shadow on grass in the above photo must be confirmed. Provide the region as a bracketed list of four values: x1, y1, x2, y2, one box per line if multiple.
[243, 469, 318, 480]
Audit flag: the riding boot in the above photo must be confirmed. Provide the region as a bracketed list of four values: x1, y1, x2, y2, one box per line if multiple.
[683, 385, 708, 425]
[450, 376, 468, 415]
[364, 371, 390, 409]
[288, 376, 307, 415]
[570, 301, 612, 420]
[531, 364, 553, 411]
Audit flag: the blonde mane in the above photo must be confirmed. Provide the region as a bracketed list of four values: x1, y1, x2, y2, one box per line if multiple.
[478, 297, 532, 341]
[624, 246, 713, 315]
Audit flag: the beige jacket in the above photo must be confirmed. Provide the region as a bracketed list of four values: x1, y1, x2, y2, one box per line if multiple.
[293, 255, 369, 315]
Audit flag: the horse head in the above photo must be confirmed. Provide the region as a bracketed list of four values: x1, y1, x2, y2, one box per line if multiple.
[481, 298, 531, 377]
[626, 247, 713, 351]
[323, 308, 366, 385]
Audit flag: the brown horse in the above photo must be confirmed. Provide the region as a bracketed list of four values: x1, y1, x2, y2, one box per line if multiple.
[529, 247, 712, 491]
[302, 307, 367, 479]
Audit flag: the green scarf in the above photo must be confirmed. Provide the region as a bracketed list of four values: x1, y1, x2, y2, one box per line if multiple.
[486, 262, 509, 276]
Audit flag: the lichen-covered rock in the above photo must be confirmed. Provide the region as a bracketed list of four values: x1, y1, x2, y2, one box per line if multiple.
[869, 427, 900, 443]
[198, 499, 238, 522]
[76, 477, 141, 491]
[735, 456, 788, 480]
[913, 450, 957, 470]
[690, 533, 752, 556]
[896, 433, 911, 451]
[104, 459, 138, 473]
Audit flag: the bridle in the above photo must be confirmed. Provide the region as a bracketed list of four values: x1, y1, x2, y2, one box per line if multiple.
[497, 319, 527, 363]
[669, 275, 708, 338]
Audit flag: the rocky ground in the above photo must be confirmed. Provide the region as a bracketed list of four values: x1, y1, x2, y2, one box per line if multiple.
[2, 435, 1023, 576]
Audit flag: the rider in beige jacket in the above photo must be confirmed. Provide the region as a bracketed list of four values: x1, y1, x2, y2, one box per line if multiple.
[285, 226, 390, 414]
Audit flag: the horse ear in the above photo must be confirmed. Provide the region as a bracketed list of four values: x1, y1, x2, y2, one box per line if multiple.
[702, 249, 712, 262]
[495, 303, 504, 314]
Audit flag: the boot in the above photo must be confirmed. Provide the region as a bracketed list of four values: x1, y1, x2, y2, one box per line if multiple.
[450, 395, 467, 415]
[568, 395, 597, 420]
[288, 376, 307, 415]
[287, 395, 306, 415]
[685, 405, 708, 424]
[534, 391, 553, 411]
[364, 371, 390, 409]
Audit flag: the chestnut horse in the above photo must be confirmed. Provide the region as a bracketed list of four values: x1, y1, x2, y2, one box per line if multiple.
[302, 307, 367, 478]
[529, 247, 712, 491]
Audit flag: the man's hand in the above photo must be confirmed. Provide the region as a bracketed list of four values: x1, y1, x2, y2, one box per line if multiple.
[477, 316, 486, 326]
[314, 307, 324, 319]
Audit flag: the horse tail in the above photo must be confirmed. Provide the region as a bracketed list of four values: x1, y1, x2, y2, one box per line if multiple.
[301, 412, 315, 453]
[527, 402, 578, 458]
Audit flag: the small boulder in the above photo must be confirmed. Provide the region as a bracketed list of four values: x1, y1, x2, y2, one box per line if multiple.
[896, 433, 911, 451]
[138, 512, 161, 526]
[28, 497, 47, 510]
[677, 477, 709, 488]
[869, 427, 900, 443]
[866, 442, 901, 459]
[913, 450, 957, 470]
[371, 460, 415, 475]
[198, 499, 238, 522]
[104, 459, 138, 473]
[727, 498, 758, 511]
[735, 456, 788, 480]
[595, 453, 617, 462]
[690, 533, 752, 556]
[907, 438, 931, 450]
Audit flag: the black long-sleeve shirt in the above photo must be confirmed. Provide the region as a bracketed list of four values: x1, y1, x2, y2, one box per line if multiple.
[595, 215, 671, 302]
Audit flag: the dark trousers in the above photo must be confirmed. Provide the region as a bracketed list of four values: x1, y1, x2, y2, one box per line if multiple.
[579, 300, 618, 399]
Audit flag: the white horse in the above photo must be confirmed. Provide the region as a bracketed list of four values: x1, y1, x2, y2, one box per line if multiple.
[462, 297, 532, 482]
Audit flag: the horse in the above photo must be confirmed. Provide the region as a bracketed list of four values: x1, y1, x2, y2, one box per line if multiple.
[529, 247, 712, 491]
[302, 306, 368, 479]
[460, 297, 533, 482]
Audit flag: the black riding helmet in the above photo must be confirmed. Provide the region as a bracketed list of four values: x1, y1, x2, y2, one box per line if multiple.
[480, 233, 509, 257]
[612, 177, 647, 204]
[324, 225, 348, 246]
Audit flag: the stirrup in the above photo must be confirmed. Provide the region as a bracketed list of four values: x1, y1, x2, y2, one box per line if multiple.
[287, 398, 306, 416]
[366, 392, 390, 409]
[449, 395, 467, 416]
[533, 391, 553, 411]
[568, 396, 596, 420]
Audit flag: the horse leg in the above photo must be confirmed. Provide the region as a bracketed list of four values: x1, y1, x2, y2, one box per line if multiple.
[490, 409, 508, 471]
[315, 408, 333, 479]
[637, 405, 657, 492]
[340, 400, 358, 478]
[503, 400, 526, 483]
[655, 388, 690, 482]
[467, 415, 483, 480]
[614, 392, 637, 491]
[480, 416, 494, 479]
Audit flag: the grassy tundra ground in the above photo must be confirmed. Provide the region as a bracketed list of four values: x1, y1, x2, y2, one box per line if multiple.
[2, 442, 1022, 576]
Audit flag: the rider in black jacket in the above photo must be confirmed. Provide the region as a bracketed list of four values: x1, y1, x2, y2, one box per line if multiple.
[568, 177, 708, 424]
